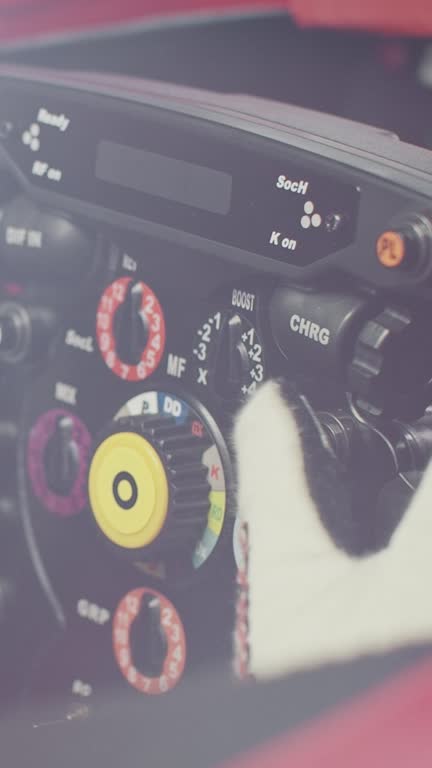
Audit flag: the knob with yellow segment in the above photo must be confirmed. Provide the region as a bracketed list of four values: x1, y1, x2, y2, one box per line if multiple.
[88, 415, 212, 558]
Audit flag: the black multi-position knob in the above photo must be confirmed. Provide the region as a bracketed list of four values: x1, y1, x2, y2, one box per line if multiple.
[129, 593, 168, 678]
[213, 314, 252, 398]
[88, 415, 211, 558]
[44, 416, 79, 495]
[348, 304, 432, 420]
[113, 281, 149, 365]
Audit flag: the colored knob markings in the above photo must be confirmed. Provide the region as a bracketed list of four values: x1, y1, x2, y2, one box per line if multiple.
[96, 277, 166, 381]
[88, 391, 227, 569]
[89, 391, 226, 569]
[113, 588, 186, 695]
[27, 409, 91, 517]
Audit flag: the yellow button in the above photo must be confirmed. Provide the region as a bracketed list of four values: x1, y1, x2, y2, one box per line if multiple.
[88, 432, 169, 549]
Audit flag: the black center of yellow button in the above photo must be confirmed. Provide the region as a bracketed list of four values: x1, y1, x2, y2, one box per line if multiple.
[112, 471, 138, 510]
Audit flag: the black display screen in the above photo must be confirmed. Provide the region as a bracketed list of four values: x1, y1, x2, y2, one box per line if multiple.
[0, 81, 359, 265]
[96, 140, 232, 215]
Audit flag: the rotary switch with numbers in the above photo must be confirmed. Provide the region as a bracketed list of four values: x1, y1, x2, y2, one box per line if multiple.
[113, 588, 187, 695]
[191, 309, 265, 400]
[96, 277, 166, 381]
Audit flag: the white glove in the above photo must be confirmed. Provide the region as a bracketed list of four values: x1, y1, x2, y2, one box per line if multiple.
[233, 379, 432, 680]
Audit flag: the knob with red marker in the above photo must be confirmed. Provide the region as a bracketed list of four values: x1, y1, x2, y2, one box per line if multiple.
[28, 409, 92, 518]
[96, 277, 165, 381]
[113, 587, 186, 695]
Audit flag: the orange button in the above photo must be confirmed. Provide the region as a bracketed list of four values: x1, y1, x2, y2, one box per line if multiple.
[376, 230, 406, 268]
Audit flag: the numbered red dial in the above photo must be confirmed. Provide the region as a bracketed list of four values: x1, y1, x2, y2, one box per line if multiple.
[96, 277, 166, 381]
[113, 588, 186, 695]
